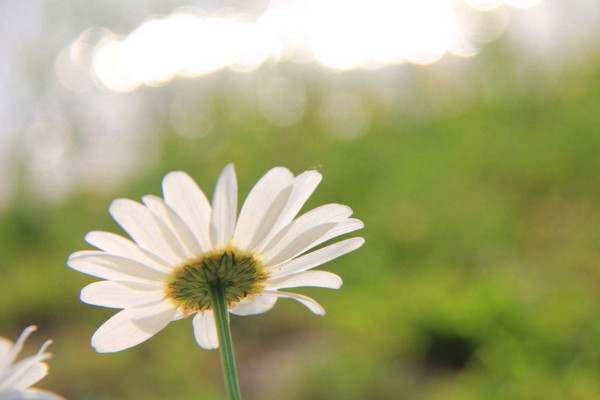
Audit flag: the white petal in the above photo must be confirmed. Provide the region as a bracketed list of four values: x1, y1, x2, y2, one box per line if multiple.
[192, 311, 218, 349]
[1, 359, 48, 390]
[314, 218, 364, 245]
[0, 335, 53, 391]
[67, 252, 168, 283]
[171, 308, 186, 321]
[268, 237, 365, 279]
[139, 197, 191, 261]
[143, 195, 203, 258]
[109, 199, 182, 265]
[0, 337, 12, 360]
[80, 281, 164, 309]
[261, 204, 353, 264]
[1, 326, 37, 370]
[233, 167, 294, 251]
[266, 271, 342, 290]
[91, 301, 177, 353]
[257, 170, 322, 249]
[265, 218, 364, 268]
[229, 295, 277, 316]
[0, 389, 65, 400]
[262, 223, 337, 267]
[245, 186, 293, 253]
[162, 171, 213, 251]
[84, 231, 170, 272]
[262, 290, 326, 315]
[210, 164, 238, 250]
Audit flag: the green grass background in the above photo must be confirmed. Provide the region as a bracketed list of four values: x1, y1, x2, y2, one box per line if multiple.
[2, 46, 600, 399]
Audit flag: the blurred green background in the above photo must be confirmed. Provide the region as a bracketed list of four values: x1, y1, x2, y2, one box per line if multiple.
[2, 1, 600, 399]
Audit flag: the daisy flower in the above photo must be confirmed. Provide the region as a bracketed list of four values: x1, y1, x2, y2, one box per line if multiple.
[0, 326, 64, 400]
[68, 164, 364, 353]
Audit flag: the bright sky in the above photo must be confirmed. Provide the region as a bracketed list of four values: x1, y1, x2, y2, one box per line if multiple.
[9, 0, 600, 210]
[62, 0, 543, 92]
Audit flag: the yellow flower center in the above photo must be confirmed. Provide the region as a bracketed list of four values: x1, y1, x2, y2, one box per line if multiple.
[166, 249, 268, 315]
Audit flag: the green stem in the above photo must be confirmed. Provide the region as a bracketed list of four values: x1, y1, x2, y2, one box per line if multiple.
[210, 282, 242, 400]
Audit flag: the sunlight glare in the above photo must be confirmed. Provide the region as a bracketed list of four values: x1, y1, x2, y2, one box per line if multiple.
[73, 0, 544, 91]
[504, 0, 542, 9]
[93, 38, 140, 93]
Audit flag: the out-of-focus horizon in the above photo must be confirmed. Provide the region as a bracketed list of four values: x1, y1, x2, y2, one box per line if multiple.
[1, 0, 599, 212]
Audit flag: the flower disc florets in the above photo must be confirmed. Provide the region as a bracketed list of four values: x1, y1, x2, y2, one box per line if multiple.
[166, 248, 268, 315]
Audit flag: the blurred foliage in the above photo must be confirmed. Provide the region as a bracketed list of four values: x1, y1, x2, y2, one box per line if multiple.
[2, 45, 600, 400]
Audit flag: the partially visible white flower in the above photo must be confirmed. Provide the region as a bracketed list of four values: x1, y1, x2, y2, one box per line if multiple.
[0, 326, 65, 400]
[68, 164, 365, 352]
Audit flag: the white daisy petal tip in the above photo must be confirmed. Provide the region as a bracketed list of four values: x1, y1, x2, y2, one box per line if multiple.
[90, 301, 177, 353]
[162, 170, 191, 184]
[21, 325, 39, 337]
[263, 290, 327, 315]
[107, 198, 128, 216]
[312, 304, 326, 316]
[192, 311, 219, 350]
[330, 274, 343, 289]
[355, 236, 366, 247]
